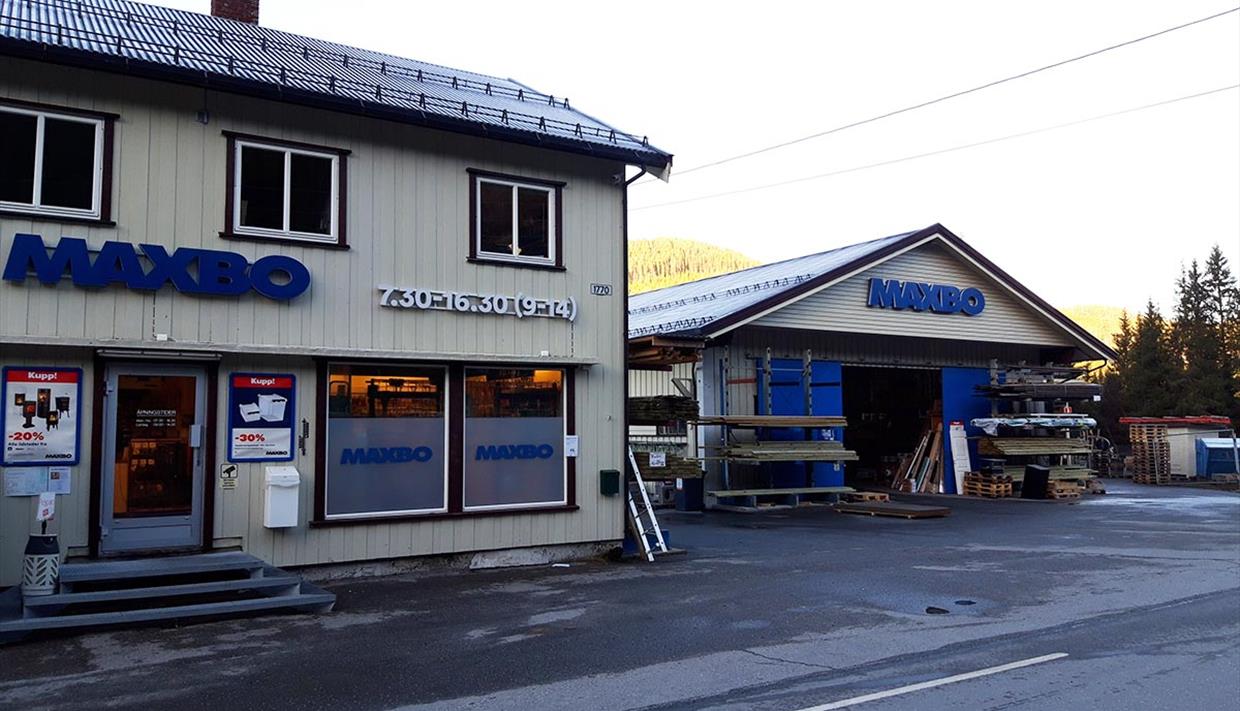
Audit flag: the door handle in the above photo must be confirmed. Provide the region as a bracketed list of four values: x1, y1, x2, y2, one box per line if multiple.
[190, 424, 204, 449]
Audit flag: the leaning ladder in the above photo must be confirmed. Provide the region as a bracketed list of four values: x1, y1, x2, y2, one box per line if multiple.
[626, 447, 670, 562]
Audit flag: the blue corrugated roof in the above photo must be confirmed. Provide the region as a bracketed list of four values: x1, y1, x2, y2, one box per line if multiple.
[629, 230, 921, 338]
[0, 0, 671, 169]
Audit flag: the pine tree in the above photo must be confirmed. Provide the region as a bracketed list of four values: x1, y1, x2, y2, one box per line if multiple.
[1124, 301, 1178, 416]
[1200, 245, 1240, 423]
[1171, 259, 1224, 414]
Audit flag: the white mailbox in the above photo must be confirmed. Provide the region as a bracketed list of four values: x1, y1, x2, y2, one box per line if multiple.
[264, 466, 301, 528]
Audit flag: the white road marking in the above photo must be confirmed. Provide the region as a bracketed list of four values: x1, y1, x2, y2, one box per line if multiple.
[794, 652, 1070, 710]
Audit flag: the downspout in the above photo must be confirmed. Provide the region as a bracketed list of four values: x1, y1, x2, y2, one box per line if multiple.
[621, 167, 645, 518]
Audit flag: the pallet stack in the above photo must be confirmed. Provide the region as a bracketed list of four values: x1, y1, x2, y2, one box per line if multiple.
[963, 471, 1013, 498]
[1129, 422, 1171, 485]
[1046, 480, 1082, 499]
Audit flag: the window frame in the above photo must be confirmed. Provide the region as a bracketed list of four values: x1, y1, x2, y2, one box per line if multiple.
[311, 360, 577, 525]
[0, 99, 113, 224]
[221, 131, 350, 249]
[461, 366, 569, 513]
[321, 363, 451, 521]
[468, 169, 565, 270]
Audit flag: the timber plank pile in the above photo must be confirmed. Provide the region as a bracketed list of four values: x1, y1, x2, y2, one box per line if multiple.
[1129, 422, 1171, 485]
[628, 396, 699, 424]
[978, 438, 1092, 457]
[963, 472, 1013, 498]
[1001, 465, 1095, 482]
[892, 417, 944, 493]
[720, 440, 859, 462]
[692, 415, 849, 428]
[835, 501, 951, 519]
[631, 451, 702, 479]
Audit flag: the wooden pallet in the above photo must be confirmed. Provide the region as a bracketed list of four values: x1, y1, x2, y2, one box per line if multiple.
[1046, 481, 1082, 499]
[842, 491, 890, 503]
[963, 479, 1013, 498]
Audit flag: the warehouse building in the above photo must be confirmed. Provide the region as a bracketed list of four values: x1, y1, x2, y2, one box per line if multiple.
[628, 225, 1115, 504]
[0, 0, 671, 590]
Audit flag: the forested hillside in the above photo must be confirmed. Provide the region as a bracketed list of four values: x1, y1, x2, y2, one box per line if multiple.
[628, 238, 760, 294]
[1059, 305, 1127, 347]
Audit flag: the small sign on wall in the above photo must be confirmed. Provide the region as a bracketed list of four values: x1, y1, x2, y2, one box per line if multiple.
[1, 367, 83, 467]
[227, 374, 296, 462]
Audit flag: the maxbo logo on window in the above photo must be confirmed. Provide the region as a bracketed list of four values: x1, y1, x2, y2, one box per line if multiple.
[340, 447, 434, 465]
[2, 234, 311, 300]
[866, 278, 985, 316]
[475, 444, 556, 461]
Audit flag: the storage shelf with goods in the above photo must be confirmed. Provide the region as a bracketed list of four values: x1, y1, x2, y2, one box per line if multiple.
[701, 347, 858, 508]
[966, 361, 1103, 496]
[627, 389, 702, 492]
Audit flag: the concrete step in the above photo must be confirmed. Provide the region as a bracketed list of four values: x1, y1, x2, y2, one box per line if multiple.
[0, 591, 336, 635]
[23, 574, 302, 613]
[59, 551, 265, 586]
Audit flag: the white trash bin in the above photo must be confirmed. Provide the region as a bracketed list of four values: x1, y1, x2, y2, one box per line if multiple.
[264, 466, 301, 528]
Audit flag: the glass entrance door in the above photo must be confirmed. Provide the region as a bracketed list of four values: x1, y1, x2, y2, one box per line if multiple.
[100, 364, 207, 554]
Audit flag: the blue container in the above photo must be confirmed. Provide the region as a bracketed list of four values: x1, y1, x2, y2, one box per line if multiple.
[676, 478, 704, 511]
[1196, 438, 1240, 478]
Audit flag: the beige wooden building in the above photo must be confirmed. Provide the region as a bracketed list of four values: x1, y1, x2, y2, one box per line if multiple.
[0, 0, 670, 587]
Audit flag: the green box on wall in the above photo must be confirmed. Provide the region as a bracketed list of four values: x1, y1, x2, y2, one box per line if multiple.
[599, 469, 620, 496]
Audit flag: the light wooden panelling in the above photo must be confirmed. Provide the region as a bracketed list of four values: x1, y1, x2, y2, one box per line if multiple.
[753, 240, 1078, 348]
[0, 57, 629, 585]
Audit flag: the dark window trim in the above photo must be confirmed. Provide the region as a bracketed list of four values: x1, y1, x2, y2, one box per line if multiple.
[313, 360, 577, 523]
[221, 131, 350, 249]
[0, 98, 116, 225]
[467, 168, 564, 270]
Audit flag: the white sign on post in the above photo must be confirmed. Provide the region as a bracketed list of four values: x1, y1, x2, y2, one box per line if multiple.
[36, 492, 55, 521]
[649, 451, 666, 468]
[564, 435, 580, 458]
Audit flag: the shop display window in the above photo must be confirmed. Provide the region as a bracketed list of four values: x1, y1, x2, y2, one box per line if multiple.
[324, 364, 447, 518]
[463, 367, 566, 510]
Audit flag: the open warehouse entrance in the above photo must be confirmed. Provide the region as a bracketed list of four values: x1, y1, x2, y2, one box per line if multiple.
[842, 366, 941, 488]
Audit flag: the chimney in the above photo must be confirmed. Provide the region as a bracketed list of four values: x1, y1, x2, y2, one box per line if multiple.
[211, 0, 259, 24]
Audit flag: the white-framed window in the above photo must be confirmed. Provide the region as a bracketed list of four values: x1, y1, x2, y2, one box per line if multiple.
[229, 135, 343, 245]
[471, 172, 562, 267]
[0, 104, 106, 220]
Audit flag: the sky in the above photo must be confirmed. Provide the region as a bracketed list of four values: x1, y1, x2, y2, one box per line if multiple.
[155, 0, 1239, 312]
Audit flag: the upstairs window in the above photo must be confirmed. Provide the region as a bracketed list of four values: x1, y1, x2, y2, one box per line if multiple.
[0, 103, 108, 221]
[469, 170, 563, 268]
[225, 133, 347, 247]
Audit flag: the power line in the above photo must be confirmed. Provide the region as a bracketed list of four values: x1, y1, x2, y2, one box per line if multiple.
[629, 84, 1239, 212]
[635, 6, 1240, 185]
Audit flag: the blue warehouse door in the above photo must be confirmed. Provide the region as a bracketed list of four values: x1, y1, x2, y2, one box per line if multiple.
[941, 367, 993, 494]
[755, 358, 845, 488]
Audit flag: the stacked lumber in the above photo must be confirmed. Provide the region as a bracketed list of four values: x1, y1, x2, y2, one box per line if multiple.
[631, 451, 702, 479]
[978, 438, 1092, 457]
[692, 415, 848, 428]
[973, 381, 1101, 400]
[1129, 422, 1171, 485]
[628, 396, 698, 424]
[1001, 465, 1095, 482]
[963, 472, 1013, 498]
[1046, 480, 1082, 500]
[721, 440, 858, 462]
[892, 418, 944, 493]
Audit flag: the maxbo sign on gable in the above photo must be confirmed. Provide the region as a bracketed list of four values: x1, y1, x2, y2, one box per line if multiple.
[3, 234, 311, 300]
[866, 277, 985, 316]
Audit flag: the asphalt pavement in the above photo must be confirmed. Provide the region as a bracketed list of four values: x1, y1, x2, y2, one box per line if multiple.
[1, 481, 1237, 710]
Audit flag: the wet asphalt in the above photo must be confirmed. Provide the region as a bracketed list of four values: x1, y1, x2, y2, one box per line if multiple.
[1, 481, 1237, 710]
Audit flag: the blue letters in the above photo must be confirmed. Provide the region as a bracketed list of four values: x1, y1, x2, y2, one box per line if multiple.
[475, 444, 556, 461]
[340, 446, 433, 465]
[866, 277, 984, 316]
[2, 234, 310, 300]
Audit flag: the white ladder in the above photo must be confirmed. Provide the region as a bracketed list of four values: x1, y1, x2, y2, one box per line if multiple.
[626, 447, 670, 562]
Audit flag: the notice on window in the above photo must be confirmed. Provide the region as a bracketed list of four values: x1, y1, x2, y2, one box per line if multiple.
[228, 374, 296, 462]
[1, 367, 83, 467]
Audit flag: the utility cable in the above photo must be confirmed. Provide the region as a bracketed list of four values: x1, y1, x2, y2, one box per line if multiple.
[629, 83, 1239, 211]
[635, 6, 1240, 185]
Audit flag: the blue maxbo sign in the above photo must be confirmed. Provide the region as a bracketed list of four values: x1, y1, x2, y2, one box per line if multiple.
[866, 277, 985, 316]
[2, 234, 311, 300]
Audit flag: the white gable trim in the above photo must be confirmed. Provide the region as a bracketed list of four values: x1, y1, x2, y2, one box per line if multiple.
[707, 231, 1110, 361]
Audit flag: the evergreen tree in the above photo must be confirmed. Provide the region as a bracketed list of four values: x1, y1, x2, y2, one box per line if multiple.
[1124, 301, 1178, 416]
[1201, 245, 1240, 422]
[1171, 259, 1225, 414]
